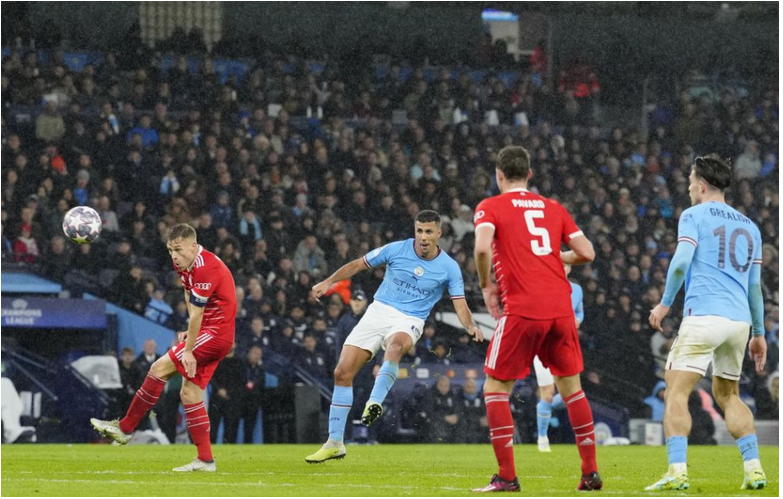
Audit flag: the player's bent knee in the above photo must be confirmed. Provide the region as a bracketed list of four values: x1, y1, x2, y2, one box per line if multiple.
[333, 365, 355, 385]
[149, 354, 175, 378]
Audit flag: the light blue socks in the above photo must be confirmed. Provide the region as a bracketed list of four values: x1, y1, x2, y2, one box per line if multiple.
[368, 361, 399, 404]
[328, 385, 353, 442]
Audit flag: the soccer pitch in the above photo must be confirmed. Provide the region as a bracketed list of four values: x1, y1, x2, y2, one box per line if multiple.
[1, 444, 777, 497]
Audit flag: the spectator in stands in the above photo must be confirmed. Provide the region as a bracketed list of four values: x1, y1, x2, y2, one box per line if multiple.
[208, 347, 246, 444]
[145, 288, 173, 325]
[238, 316, 271, 356]
[768, 371, 780, 419]
[35, 100, 66, 144]
[735, 141, 762, 180]
[644, 380, 666, 422]
[117, 346, 143, 414]
[12, 223, 38, 263]
[126, 114, 158, 150]
[458, 377, 489, 443]
[242, 345, 266, 444]
[41, 235, 71, 281]
[293, 234, 328, 279]
[134, 339, 159, 374]
[297, 334, 331, 380]
[423, 375, 460, 443]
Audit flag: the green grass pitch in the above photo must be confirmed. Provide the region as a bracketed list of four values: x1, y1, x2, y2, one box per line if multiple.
[1, 444, 777, 496]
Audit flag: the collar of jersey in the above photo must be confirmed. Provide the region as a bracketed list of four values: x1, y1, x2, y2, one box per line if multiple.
[186, 245, 204, 271]
[508, 187, 529, 193]
[412, 239, 441, 261]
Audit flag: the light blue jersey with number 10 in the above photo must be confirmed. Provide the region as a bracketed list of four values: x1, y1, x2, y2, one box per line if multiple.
[677, 201, 762, 323]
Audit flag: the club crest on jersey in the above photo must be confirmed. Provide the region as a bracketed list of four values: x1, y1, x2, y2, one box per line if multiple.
[414, 266, 425, 277]
[474, 210, 485, 222]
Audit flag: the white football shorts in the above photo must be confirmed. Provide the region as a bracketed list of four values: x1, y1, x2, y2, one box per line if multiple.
[344, 301, 425, 356]
[533, 355, 555, 386]
[666, 315, 751, 380]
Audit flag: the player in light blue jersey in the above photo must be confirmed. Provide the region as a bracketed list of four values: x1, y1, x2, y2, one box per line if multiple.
[305, 210, 484, 463]
[647, 155, 767, 491]
[534, 263, 584, 452]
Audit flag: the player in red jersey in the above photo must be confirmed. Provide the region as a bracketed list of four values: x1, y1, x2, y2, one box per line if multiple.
[471, 146, 602, 492]
[91, 223, 236, 472]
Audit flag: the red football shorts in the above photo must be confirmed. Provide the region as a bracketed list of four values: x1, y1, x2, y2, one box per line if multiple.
[484, 314, 584, 381]
[168, 333, 233, 389]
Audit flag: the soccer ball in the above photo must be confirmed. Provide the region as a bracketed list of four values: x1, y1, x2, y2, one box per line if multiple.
[62, 206, 102, 244]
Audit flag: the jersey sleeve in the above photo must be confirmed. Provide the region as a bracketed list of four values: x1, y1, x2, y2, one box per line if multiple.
[559, 203, 583, 243]
[752, 227, 763, 265]
[677, 209, 699, 248]
[473, 199, 497, 231]
[188, 264, 217, 308]
[447, 260, 466, 300]
[363, 241, 402, 269]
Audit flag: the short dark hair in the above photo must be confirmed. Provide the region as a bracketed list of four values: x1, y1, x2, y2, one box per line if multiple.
[415, 210, 441, 227]
[693, 154, 732, 191]
[167, 223, 197, 242]
[496, 145, 531, 181]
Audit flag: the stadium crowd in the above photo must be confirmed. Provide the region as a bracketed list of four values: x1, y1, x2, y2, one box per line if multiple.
[1, 39, 778, 428]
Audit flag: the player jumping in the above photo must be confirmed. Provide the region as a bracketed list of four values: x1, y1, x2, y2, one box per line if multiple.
[304, 210, 484, 463]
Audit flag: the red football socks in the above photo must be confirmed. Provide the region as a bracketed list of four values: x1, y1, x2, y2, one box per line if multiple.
[485, 392, 516, 481]
[119, 373, 166, 434]
[184, 402, 213, 462]
[564, 390, 598, 475]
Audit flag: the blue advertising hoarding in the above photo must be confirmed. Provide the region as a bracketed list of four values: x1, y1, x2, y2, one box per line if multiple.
[1, 297, 106, 329]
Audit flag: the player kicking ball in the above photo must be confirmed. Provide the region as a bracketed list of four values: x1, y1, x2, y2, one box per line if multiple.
[91, 223, 237, 472]
[305, 210, 484, 463]
[646, 155, 767, 491]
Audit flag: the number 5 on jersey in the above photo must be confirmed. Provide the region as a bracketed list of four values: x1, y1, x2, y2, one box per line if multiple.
[524, 210, 552, 256]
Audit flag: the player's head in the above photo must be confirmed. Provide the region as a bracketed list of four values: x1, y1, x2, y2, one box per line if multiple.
[166, 223, 199, 269]
[495, 145, 533, 192]
[414, 210, 442, 258]
[689, 154, 732, 205]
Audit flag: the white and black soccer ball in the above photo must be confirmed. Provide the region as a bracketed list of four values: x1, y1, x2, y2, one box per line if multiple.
[62, 206, 102, 244]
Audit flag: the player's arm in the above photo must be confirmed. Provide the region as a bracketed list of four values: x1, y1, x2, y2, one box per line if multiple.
[747, 261, 767, 372]
[474, 224, 494, 289]
[451, 298, 484, 342]
[474, 223, 502, 319]
[560, 234, 595, 265]
[649, 242, 696, 331]
[311, 258, 369, 301]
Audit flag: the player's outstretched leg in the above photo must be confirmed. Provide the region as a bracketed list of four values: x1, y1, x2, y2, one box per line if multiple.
[363, 333, 412, 426]
[362, 360, 398, 426]
[91, 370, 167, 444]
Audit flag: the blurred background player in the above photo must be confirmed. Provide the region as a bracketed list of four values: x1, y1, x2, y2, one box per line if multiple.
[535, 263, 584, 452]
[646, 155, 767, 491]
[472, 145, 601, 492]
[91, 223, 237, 472]
[304, 210, 484, 463]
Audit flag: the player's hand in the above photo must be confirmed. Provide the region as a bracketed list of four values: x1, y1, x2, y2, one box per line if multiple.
[467, 325, 484, 342]
[177, 331, 187, 342]
[182, 350, 197, 378]
[648, 303, 670, 332]
[481, 283, 502, 320]
[748, 335, 767, 374]
[575, 318, 580, 329]
[311, 280, 331, 302]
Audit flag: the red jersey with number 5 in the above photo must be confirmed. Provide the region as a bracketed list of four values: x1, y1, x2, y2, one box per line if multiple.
[474, 188, 583, 319]
[174, 245, 237, 343]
